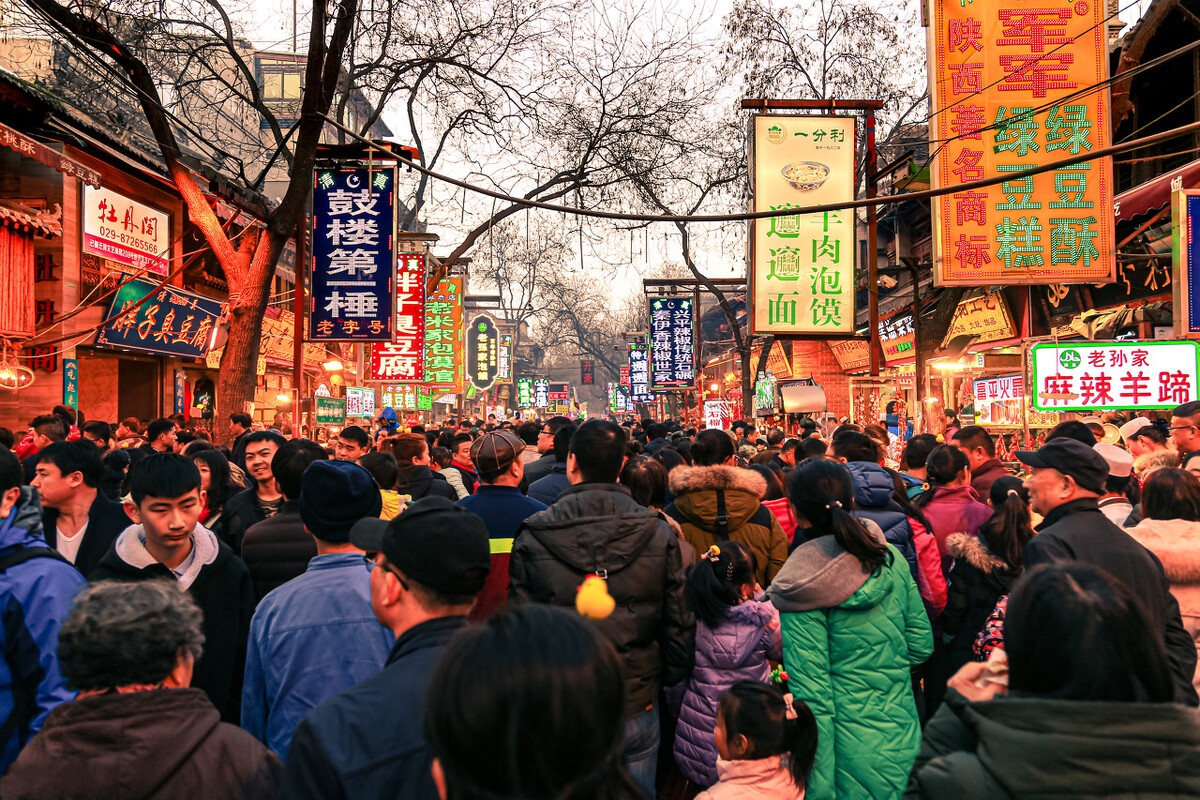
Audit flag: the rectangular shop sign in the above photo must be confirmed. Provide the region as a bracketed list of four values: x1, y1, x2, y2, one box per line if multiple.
[498, 335, 513, 381]
[310, 166, 396, 341]
[927, 0, 1115, 285]
[315, 396, 347, 425]
[467, 315, 500, 390]
[580, 359, 595, 385]
[425, 277, 464, 391]
[829, 339, 872, 373]
[1030, 341, 1199, 411]
[751, 115, 856, 334]
[1173, 191, 1200, 337]
[94, 279, 221, 358]
[627, 341, 654, 403]
[173, 368, 186, 414]
[547, 382, 570, 402]
[394, 253, 426, 379]
[534, 378, 550, 408]
[704, 400, 732, 430]
[62, 358, 79, 408]
[82, 185, 170, 275]
[880, 313, 916, 366]
[649, 296, 696, 389]
[516, 377, 534, 408]
[943, 291, 1018, 347]
[345, 386, 376, 418]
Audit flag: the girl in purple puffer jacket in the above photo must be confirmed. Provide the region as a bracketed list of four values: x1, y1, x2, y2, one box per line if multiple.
[675, 542, 782, 787]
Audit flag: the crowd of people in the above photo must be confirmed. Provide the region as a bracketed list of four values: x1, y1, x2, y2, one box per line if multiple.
[0, 402, 1198, 798]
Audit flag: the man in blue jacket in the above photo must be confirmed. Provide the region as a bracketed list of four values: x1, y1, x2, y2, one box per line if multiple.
[280, 497, 490, 799]
[241, 459, 393, 758]
[0, 447, 85, 772]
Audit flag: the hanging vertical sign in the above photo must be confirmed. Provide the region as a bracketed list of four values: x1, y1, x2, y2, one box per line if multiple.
[425, 277, 464, 391]
[516, 377, 534, 408]
[533, 378, 550, 408]
[927, 0, 1114, 285]
[649, 296, 696, 389]
[498, 334, 513, 381]
[751, 116, 856, 335]
[627, 341, 654, 403]
[1173, 191, 1200, 337]
[393, 252, 426, 380]
[310, 166, 397, 341]
[467, 315, 500, 390]
[62, 358, 79, 408]
[580, 360, 595, 385]
[173, 369, 186, 414]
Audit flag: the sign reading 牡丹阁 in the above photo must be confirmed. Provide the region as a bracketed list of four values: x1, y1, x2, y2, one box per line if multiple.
[1030, 341, 1199, 412]
[927, 0, 1115, 286]
[425, 277, 464, 391]
[649, 297, 696, 389]
[83, 186, 170, 275]
[627, 340, 654, 403]
[467, 315, 500, 390]
[310, 167, 396, 341]
[751, 115, 856, 334]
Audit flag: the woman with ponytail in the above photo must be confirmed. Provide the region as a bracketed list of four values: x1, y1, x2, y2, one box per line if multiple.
[912, 445, 992, 579]
[766, 459, 932, 800]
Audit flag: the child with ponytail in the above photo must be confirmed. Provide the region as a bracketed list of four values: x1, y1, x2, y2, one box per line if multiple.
[695, 681, 817, 800]
[675, 541, 782, 788]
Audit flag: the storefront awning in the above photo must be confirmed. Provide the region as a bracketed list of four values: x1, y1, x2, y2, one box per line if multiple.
[1115, 157, 1200, 222]
[0, 121, 102, 188]
[780, 383, 827, 414]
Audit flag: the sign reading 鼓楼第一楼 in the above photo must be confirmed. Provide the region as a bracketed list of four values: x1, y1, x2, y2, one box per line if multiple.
[649, 297, 695, 389]
[310, 167, 396, 341]
[1030, 341, 1199, 412]
[94, 279, 221, 358]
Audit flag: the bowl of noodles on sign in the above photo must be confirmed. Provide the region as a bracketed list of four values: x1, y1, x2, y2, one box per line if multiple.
[781, 161, 830, 192]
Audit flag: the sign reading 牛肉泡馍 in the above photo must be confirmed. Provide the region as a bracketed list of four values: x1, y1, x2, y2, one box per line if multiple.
[1030, 341, 1199, 412]
[751, 116, 856, 335]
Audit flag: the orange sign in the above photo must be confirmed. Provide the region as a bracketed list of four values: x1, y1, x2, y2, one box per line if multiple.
[829, 339, 871, 372]
[928, 0, 1115, 285]
[941, 291, 1018, 347]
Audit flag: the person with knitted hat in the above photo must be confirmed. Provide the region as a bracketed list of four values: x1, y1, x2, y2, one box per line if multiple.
[241, 459, 393, 759]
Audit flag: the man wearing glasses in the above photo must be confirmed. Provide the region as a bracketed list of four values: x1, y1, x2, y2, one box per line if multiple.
[1170, 402, 1200, 476]
[524, 416, 574, 485]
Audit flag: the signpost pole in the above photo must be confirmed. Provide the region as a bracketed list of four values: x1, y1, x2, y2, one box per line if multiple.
[867, 107, 880, 378]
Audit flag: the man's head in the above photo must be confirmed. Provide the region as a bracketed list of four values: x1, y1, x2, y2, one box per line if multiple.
[1172, 402, 1200, 455]
[125, 454, 204, 547]
[1121, 417, 1159, 457]
[766, 428, 786, 448]
[470, 431, 526, 486]
[516, 421, 541, 449]
[902, 433, 939, 472]
[1017, 438, 1109, 516]
[335, 425, 371, 461]
[272, 438, 328, 501]
[299, 460, 383, 545]
[79, 421, 111, 450]
[451, 434, 474, 468]
[537, 416, 573, 455]
[359, 452, 399, 492]
[243, 430, 287, 486]
[643, 421, 667, 441]
[229, 413, 252, 437]
[551, 425, 575, 464]
[829, 430, 881, 464]
[779, 438, 801, 467]
[1045, 420, 1097, 447]
[951, 425, 996, 472]
[145, 418, 177, 453]
[29, 414, 66, 452]
[115, 417, 141, 439]
[32, 440, 103, 510]
[0, 449, 21, 519]
[1094, 443, 1134, 498]
[567, 420, 626, 484]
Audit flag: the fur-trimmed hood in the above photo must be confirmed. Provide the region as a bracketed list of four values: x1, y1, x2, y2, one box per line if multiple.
[668, 465, 766, 533]
[1126, 518, 1200, 585]
[669, 465, 766, 497]
[945, 532, 1008, 575]
[1133, 449, 1181, 479]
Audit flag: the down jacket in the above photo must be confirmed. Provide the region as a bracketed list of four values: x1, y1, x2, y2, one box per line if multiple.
[674, 598, 781, 786]
[767, 526, 933, 800]
[844, 461, 918, 579]
[941, 533, 1018, 674]
[1126, 517, 1200, 695]
[665, 466, 789, 586]
[918, 485, 993, 578]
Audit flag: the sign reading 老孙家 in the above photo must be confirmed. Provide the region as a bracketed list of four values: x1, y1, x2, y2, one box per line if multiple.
[94, 279, 221, 358]
[627, 340, 654, 403]
[1030, 341, 1199, 411]
[468, 315, 500, 390]
[82, 186, 170, 276]
[649, 297, 696, 389]
[425, 277, 464, 391]
[533, 378, 550, 408]
[310, 167, 396, 341]
[1173, 191, 1200, 337]
[751, 116, 856, 334]
[927, 0, 1114, 285]
[315, 396, 347, 425]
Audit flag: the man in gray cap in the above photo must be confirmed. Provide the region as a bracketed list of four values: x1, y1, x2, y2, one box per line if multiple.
[1019, 438, 1199, 706]
[281, 497, 490, 799]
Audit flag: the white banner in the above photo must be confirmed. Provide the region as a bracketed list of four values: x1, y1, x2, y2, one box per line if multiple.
[82, 185, 170, 275]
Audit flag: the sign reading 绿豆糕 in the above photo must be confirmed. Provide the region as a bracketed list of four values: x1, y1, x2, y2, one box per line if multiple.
[927, 0, 1115, 286]
[1030, 341, 1199, 411]
[83, 186, 170, 276]
[467, 315, 500, 390]
[751, 115, 856, 335]
[310, 167, 397, 341]
[315, 396, 347, 425]
[94, 279, 221, 358]
[649, 297, 696, 389]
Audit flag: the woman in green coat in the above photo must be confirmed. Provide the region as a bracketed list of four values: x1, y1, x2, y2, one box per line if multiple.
[767, 459, 933, 800]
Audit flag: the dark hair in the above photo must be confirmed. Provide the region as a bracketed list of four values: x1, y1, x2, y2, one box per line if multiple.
[654, 447, 684, 473]
[766, 428, 785, 447]
[80, 420, 112, 446]
[191, 450, 238, 512]
[517, 421, 541, 447]
[100, 449, 130, 501]
[182, 439, 214, 456]
[691, 429, 736, 466]
[902, 434, 939, 470]
[618, 455, 668, 509]
[36, 440, 104, 488]
[913, 445, 971, 508]
[426, 605, 639, 800]
[552, 425, 576, 463]
[747, 464, 785, 501]
[1045, 420, 1096, 447]
[30, 414, 65, 443]
[546, 415, 574, 436]
[52, 404, 83, 425]
[430, 446, 453, 469]
[1006, 563, 1173, 702]
[146, 418, 175, 443]
[685, 541, 757, 628]
[643, 421, 667, 441]
[1131, 420, 1168, 445]
[451, 433, 474, 454]
[569, 420, 627, 483]
[952, 425, 995, 457]
[243, 429, 287, 449]
[271, 439, 329, 501]
[1173, 401, 1200, 420]
[719, 681, 817, 790]
[981, 476, 1034, 574]
[128, 453, 201, 505]
[358, 451, 399, 491]
[831, 430, 879, 464]
[673, 439, 693, 465]
[1141, 469, 1200, 522]
[338, 425, 370, 448]
[788, 459, 889, 575]
[1105, 472, 1141, 509]
[779, 439, 801, 457]
[797, 438, 827, 460]
[0, 427, 12, 450]
[389, 433, 429, 465]
[229, 412, 253, 428]
[119, 417, 142, 435]
[0, 448, 21, 494]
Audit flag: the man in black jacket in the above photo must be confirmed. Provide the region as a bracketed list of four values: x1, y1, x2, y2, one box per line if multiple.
[34, 440, 129, 575]
[221, 430, 287, 553]
[522, 415, 573, 485]
[510, 419, 694, 797]
[1018, 437, 1200, 706]
[281, 497, 490, 799]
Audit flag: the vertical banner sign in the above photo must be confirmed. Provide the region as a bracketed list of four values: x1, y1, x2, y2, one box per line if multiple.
[627, 341, 654, 403]
[928, 0, 1114, 285]
[516, 377, 534, 408]
[1173, 191, 1200, 337]
[62, 358, 79, 407]
[467, 315, 500, 390]
[498, 334, 513, 381]
[425, 277, 464, 391]
[370, 342, 425, 382]
[580, 360, 595, 385]
[1030, 341, 1199, 411]
[751, 116, 856, 334]
[533, 378, 550, 409]
[173, 369, 186, 414]
[649, 297, 696, 389]
[393, 253, 426, 380]
[310, 166, 397, 341]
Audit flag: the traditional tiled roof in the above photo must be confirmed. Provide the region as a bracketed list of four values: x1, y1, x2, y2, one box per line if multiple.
[0, 200, 62, 237]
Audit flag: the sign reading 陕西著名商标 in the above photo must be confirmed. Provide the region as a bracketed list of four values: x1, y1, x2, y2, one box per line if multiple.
[467, 315, 500, 390]
[310, 167, 396, 341]
[94, 279, 221, 358]
[927, 0, 1115, 286]
[1030, 341, 1199, 412]
[82, 186, 170, 276]
[649, 297, 696, 389]
[627, 340, 654, 403]
[315, 396, 346, 425]
[1173, 191, 1200, 337]
[751, 116, 856, 335]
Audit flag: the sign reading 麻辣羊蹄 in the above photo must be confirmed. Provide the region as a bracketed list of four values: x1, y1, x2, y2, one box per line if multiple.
[649, 297, 696, 389]
[927, 0, 1115, 286]
[1030, 341, 1199, 412]
[83, 186, 170, 275]
[751, 115, 856, 335]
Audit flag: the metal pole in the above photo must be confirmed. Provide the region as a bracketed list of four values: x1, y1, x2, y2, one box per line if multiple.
[867, 108, 880, 378]
[293, 216, 306, 436]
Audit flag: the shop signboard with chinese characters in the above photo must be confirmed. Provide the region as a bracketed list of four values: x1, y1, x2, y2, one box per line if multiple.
[498, 335, 513, 382]
[82, 185, 170, 275]
[751, 116, 856, 334]
[974, 375, 1021, 425]
[425, 277, 464, 391]
[649, 296, 696, 389]
[467, 315, 500, 390]
[1173, 190, 1200, 337]
[942, 291, 1018, 347]
[533, 378, 550, 408]
[391, 253, 426, 380]
[62, 359, 79, 407]
[310, 166, 396, 341]
[704, 400, 733, 430]
[581, 360, 595, 385]
[516, 377, 534, 408]
[370, 342, 423, 382]
[928, 0, 1115, 285]
[608, 382, 631, 413]
[1030, 341, 1199, 412]
[173, 369, 186, 414]
[547, 382, 570, 402]
[754, 371, 779, 415]
[94, 279, 221, 358]
[345, 386, 376, 418]
[315, 396, 347, 425]
[627, 341, 654, 403]
[829, 339, 871, 373]
[880, 313, 916, 366]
